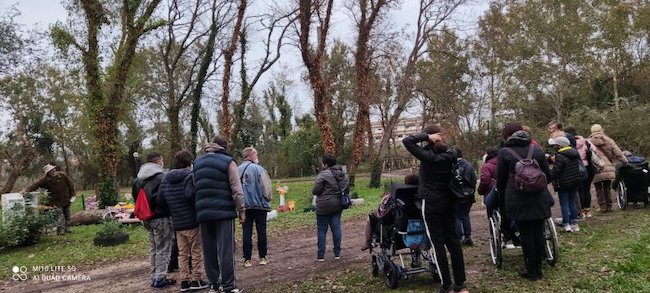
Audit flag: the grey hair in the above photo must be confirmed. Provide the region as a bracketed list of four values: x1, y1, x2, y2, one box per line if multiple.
[242, 147, 257, 159]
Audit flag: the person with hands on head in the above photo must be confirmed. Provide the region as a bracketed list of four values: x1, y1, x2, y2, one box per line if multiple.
[402, 125, 469, 293]
[193, 135, 245, 293]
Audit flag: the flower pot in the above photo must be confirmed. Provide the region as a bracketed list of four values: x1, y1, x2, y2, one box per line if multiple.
[93, 232, 129, 246]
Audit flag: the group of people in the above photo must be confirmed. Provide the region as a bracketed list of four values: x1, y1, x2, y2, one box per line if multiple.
[17, 120, 636, 293]
[132, 136, 272, 293]
[477, 121, 629, 282]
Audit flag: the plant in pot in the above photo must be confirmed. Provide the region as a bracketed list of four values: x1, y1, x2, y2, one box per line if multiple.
[93, 219, 129, 246]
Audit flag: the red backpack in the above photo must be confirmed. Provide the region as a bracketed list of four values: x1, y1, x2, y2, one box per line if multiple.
[134, 186, 155, 221]
[505, 145, 548, 193]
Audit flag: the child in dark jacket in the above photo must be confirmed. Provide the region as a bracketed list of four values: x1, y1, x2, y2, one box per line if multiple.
[548, 136, 583, 233]
[159, 150, 209, 291]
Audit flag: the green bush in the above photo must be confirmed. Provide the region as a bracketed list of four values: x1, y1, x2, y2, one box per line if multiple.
[0, 208, 59, 250]
[96, 219, 124, 237]
[99, 177, 118, 208]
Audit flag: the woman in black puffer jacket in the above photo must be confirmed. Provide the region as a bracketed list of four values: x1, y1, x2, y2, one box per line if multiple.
[497, 123, 552, 281]
[548, 136, 583, 233]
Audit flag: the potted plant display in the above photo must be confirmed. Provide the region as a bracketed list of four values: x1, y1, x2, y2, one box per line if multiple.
[93, 219, 129, 246]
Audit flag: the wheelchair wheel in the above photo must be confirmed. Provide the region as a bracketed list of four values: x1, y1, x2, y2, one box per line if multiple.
[371, 255, 379, 277]
[544, 217, 559, 266]
[488, 215, 503, 269]
[617, 181, 627, 210]
[383, 261, 399, 289]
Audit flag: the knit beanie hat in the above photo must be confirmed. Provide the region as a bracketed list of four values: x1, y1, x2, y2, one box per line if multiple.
[590, 124, 603, 134]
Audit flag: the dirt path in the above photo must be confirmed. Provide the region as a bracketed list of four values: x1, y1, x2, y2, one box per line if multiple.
[4, 195, 594, 293]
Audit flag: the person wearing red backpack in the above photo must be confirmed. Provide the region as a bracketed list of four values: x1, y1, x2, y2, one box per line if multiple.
[497, 123, 552, 281]
[131, 151, 173, 289]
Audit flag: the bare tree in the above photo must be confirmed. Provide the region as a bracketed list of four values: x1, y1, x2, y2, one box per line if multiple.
[231, 7, 297, 147]
[347, 0, 394, 181]
[159, 0, 212, 155]
[1, 111, 37, 193]
[370, 0, 465, 184]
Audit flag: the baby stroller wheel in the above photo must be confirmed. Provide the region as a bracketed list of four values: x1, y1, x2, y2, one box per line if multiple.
[383, 261, 399, 289]
[544, 217, 559, 266]
[371, 255, 379, 277]
[617, 181, 627, 210]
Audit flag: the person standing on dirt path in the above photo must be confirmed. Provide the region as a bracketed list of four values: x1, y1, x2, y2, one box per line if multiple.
[132, 151, 174, 288]
[497, 125, 552, 281]
[21, 164, 76, 235]
[565, 126, 594, 218]
[402, 125, 469, 293]
[238, 147, 273, 268]
[312, 154, 349, 262]
[587, 124, 628, 213]
[159, 150, 209, 292]
[193, 135, 245, 293]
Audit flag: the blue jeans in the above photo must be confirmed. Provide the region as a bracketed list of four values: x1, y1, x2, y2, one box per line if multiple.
[316, 211, 342, 258]
[558, 187, 579, 225]
[455, 202, 473, 239]
[484, 188, 497, 218]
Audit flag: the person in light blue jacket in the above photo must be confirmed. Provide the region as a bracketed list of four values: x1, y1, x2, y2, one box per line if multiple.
[238, 147, 273, 268]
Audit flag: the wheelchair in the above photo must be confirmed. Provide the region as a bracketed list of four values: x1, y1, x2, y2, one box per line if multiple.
[488, 209, 558, 269]
[369, 183, 440, 289]
[615, 158, 650, 210]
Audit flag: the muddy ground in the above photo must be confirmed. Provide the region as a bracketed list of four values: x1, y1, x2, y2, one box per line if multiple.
[3, 191, 613, 293]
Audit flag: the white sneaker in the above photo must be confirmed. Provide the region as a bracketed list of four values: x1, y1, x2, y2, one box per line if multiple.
[554, 217, 563, 226]
[563, 224, 572, 232]
[571, 224, 580, 232]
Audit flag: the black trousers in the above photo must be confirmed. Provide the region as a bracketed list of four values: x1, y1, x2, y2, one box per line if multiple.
[578, 166, 594, 210]
[516, 219, 545, 276]
[242, 209, 268, 260]
[421, 199, 466, 288]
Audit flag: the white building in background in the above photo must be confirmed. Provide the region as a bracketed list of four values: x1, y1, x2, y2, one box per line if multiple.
[370, 117, 424, 144]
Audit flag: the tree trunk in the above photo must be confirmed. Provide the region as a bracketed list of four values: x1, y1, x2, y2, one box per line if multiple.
[298, 0, 337, 155]
[349, 0, 386, 178]
[220, 0, 247, 142]
[168, 104, 181, 155]
[190, 15, 219, 156]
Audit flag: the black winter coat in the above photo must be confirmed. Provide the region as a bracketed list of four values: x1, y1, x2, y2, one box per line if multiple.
[159, 168, 197, 231]
[551, 147, 582, 190]
[403, 133, 456, 213]
[497, 132, 552, 221]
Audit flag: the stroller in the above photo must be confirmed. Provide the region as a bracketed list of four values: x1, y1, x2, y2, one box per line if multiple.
[614, 154, 650, 209]
[369, 182, 440, 289]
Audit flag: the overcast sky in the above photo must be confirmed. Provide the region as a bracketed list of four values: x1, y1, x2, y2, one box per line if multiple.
[2, 0, 489, 119]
